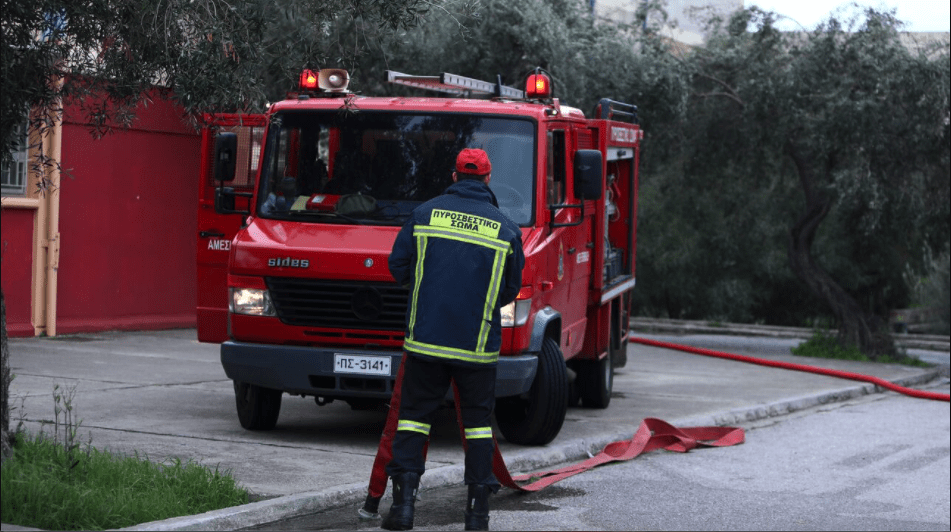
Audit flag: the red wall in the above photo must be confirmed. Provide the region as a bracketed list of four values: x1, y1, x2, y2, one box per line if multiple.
[1, 208, 35, 337]
[55, 91, 201, 333]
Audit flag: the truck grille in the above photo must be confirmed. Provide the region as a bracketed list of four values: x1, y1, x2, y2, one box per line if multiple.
[265, 278, 409, 330]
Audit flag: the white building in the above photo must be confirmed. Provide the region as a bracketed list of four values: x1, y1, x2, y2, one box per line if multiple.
[591, 0, 743, 44]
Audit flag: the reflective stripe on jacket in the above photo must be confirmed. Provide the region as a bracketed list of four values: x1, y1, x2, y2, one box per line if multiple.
[389, 179, 525, 366]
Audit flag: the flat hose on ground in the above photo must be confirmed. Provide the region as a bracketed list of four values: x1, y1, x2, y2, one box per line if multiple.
[361, 338, 948, 515]
[628, 335, 950, 402]
[362, 354, 744, 517]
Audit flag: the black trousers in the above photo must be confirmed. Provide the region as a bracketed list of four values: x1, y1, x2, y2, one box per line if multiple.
[385, 353, 499, 487]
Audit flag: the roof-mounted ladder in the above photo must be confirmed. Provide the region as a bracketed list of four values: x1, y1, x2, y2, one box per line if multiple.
[385, 70, 524, 99]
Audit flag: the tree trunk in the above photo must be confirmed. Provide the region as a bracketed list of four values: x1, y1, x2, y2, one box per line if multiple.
[1, 288, 12, 462]
[785, 143, 897, 360]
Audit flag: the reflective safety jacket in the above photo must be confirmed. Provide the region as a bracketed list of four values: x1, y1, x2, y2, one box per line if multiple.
[389, 179, 525, 366]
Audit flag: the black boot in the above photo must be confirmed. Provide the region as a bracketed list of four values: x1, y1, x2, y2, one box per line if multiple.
[463, 484, 492, 531]
[381, 472, 420, 530]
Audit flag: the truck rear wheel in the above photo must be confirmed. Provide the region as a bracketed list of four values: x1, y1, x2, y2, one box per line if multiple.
[577, 348, 612, 409]
[495, 337, 568, 446]
[611, 296, 629, 369]
[234, 381, 282, 430]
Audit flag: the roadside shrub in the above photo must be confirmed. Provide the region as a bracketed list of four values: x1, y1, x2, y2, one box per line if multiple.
[792, 330, 931, 367]
[792, 330, 869, 361]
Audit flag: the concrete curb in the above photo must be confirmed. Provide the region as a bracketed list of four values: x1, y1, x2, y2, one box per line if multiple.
[116, 367, 944, 531]
[117, 483, 371, 531]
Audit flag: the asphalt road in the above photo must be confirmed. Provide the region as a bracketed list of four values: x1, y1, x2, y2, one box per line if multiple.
[251, 377, 951, 531]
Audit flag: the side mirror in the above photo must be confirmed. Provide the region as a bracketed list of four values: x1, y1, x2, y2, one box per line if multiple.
[574, 149, 603, 200]
[214, 132, 238, 182]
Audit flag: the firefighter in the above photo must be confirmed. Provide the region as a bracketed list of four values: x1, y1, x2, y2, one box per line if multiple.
[381, 148, 525, 531]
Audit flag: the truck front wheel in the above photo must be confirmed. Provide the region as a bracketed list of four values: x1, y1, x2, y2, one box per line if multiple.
[234, 381, 282, 430]
[495, 337, 568, 446]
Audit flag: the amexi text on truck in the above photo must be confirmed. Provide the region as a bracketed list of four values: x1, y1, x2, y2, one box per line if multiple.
[196, 67, 643, 445]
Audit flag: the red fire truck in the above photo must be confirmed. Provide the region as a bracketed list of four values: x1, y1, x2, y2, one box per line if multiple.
[197, 68, 642, 445]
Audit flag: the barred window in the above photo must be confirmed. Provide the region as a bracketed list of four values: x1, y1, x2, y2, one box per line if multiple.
[1, 122, 28, 196]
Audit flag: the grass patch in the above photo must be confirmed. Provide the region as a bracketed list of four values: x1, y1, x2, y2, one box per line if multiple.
[792, 330, 870, 361]
[792, 330, 931, 367]
[1, 433, 249, 530]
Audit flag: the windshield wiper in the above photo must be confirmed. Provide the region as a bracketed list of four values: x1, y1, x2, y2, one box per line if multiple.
[369, 203, 416, 224]
[284, 210, 364, 224]
[363, 211, 410, 224]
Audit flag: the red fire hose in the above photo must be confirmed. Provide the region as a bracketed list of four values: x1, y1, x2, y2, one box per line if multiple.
[361, 353, 745, 517]
[628, 335, 950, 402]
[361, 338, 948, 516]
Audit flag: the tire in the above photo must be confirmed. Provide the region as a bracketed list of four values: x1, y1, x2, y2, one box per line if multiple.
[234, 381, 282, 430]
[567, 368, 581, 407]
[577, 347, 612, 409]
[495, 337, 568, 445]
[611, 296, 629, 369]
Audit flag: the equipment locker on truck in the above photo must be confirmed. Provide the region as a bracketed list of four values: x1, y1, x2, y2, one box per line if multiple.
[197, 67, 642, 445]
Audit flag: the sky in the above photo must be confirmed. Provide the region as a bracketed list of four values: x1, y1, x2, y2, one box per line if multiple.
[746, 1, 951, 32]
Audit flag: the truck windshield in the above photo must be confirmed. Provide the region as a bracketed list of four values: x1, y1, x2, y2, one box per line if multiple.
[256, 111, 535, 226]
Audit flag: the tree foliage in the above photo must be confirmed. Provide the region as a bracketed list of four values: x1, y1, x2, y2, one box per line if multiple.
[0, 0, 440, 459]
[357, 0, 684, 116]
[0, 0, 435, 159]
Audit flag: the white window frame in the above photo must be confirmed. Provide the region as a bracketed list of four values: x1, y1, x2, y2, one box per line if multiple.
[1, 121, 29, 196]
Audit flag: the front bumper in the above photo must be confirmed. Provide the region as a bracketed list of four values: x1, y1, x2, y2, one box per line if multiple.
[220, 341, 538, 399]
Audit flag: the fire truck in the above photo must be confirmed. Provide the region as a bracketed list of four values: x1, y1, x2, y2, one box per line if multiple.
[197, 68, 642, 446]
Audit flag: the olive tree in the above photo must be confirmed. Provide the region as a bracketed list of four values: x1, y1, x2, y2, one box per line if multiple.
[659, 7, 949, 357]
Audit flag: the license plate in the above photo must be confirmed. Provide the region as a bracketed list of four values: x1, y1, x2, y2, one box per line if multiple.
[334, 354, 391, 376]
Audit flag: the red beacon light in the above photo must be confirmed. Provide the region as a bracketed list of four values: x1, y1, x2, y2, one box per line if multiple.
[299, 69, 319, 91]
[526, 73, 551, 99]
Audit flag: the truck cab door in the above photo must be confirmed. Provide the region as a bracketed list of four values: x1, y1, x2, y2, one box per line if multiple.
[563, 131, 596, 356]
[196, 114, 267, 343]
[546, 127, 593, 356]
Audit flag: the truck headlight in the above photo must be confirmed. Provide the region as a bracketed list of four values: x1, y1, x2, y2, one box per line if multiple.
[229, 288, 276, 316]
[501, 299, 531, 327]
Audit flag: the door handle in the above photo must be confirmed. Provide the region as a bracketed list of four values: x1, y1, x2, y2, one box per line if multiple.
[199, 231, 225, 238]
[567, 247, 576, 254]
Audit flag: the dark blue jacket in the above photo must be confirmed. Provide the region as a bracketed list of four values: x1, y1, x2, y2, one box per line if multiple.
[389, 179, 525, 366]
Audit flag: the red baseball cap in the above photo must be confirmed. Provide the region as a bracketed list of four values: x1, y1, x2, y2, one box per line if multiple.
[456, 148, 492, 176]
